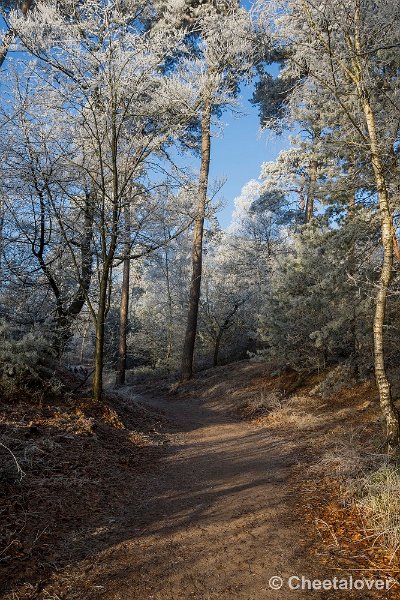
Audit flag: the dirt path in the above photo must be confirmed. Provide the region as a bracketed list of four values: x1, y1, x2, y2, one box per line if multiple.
[5, 379, 388, 600]
[65, 390, 331, 600]
[2, 366, 395, 599]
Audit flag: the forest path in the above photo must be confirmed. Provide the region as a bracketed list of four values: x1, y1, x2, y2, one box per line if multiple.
[85, 388, 329, 600]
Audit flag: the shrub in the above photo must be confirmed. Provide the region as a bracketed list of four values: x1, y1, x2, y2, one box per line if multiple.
[0, 321, 59, 400]
[309, 364, 356, 399]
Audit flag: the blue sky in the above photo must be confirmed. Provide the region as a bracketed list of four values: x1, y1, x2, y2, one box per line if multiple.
[206, 0, 288, 229]
[210, 83, 288, 228]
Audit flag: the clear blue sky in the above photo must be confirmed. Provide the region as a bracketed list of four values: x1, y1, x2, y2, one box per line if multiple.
[210, 83, 288, 228]
[208, 1, 288, 228]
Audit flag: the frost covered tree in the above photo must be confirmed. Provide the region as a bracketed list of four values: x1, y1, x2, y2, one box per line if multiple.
[0, 0, 33, 68]
[8, 0, 198, 400]
[257, 0, 400, 452]
[115, 184, 195, 379]
[179, 1, 256, 380]
[199, 233, 253, 366]
[259, 212, 376, 373]
[0, 72, 95, 353]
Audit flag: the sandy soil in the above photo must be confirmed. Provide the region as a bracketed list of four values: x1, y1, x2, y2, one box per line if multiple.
[94, 392, 315, 600]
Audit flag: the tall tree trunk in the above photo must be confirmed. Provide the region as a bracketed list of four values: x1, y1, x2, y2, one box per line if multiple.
[348, 190, 360, 377]
[92, 276, 108, 402]
[350, 3, 400, 452]
[181, 99, 212, 381]
[305, 158, 317, 223]
[362, 97, 400, 454]
[164, 246, 174, 363]
[213, 332, 222, 367]
[92, 107, 119, 402]
[80, 319, 89, 364]
[115, 205, 131, 386]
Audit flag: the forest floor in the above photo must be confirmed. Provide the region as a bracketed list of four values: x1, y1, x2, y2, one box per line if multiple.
[0, 361, 399, 599]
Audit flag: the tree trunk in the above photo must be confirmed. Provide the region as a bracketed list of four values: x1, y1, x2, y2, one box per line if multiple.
[92, 276, 108, 403]
[115, 206, 131, 386]
[181, 100, 212, 381]
[362, 97, 400, 454]
[348, 190, 360, 376]
[305, 158, 317, 223]
[64, 191, 94, 321]
[212, 302, 243, 368]
[164, 246, 174, 363]
[92, 106, 119, 402]
[213, 333, 222, 367]
[80, 320, 89, 364]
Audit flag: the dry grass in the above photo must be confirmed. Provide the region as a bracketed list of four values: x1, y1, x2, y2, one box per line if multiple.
[313, 430, 374, 483]
[358, 463, 400, 558]
[315, 429, 400, 559]
[236, 387, 281, 418]
[266, 394, 324, 429]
